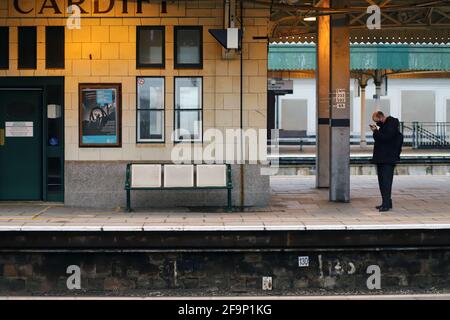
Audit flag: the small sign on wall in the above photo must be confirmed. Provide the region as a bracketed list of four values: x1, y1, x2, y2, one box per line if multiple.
[268, 79, 294, 95]
[5, 122, 33, 137]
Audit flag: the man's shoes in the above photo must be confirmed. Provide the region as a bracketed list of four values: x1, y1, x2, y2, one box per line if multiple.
[376, 201, 393, 210]
[379, 206, 391, 212]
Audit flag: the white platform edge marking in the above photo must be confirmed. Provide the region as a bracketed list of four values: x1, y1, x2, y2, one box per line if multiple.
[1, 223, 450, 231]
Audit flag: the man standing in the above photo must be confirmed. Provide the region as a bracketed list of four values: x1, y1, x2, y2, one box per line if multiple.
[370, 111, 402, 212]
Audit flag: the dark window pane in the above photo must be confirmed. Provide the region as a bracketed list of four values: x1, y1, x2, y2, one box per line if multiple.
[46, 26, 65, 69]
[175, 26, 202, 68]
[138, 110, 164, 141]
[137, 27, 164, 68]
[0, 27, 8, 69]
[18, 27, 37, 69]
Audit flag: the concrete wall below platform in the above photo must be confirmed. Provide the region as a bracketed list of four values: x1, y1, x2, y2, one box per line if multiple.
[64, 161, 270, 209]
[0, 249, 449, 296]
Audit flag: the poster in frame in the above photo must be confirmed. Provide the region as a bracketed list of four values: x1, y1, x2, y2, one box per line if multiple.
[79, 83, 122, 147]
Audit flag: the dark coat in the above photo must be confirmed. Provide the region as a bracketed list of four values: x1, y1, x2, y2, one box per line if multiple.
[372, 116, 401, 164]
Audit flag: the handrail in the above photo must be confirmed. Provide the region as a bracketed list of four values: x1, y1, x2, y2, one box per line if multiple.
[401, 122, 450, 149]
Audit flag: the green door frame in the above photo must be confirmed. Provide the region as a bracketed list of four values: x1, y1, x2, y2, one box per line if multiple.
[0, 77, 65, 202]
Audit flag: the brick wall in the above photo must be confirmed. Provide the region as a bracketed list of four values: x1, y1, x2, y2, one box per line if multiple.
[1, 250, 449, 295]
[0, 0, 269, 162]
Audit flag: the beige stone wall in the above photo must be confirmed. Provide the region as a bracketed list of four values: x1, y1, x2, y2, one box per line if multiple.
[0, 0, 269, 161]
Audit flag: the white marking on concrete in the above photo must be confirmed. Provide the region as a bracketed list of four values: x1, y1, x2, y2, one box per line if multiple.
[0, 223, 449, 232]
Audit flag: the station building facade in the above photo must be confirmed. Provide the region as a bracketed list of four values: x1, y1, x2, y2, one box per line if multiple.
[0, 0, 271, 208]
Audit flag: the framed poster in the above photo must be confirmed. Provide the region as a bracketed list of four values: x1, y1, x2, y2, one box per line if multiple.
[79, 83, 122, 147]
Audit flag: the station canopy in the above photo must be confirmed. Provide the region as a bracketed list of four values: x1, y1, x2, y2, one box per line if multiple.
[264, 0, 450, 72]
[269, 41, 450, 71]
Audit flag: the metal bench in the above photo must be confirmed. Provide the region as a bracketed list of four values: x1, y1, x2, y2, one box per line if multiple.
[125, 163, 233, 212]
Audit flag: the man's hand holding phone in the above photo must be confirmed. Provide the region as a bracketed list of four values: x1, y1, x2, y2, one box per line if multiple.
[369, 124, 377, 132]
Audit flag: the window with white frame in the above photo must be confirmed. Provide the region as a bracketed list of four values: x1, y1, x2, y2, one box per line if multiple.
[174, 77, 202, 142]
[137, 77, 165, 143]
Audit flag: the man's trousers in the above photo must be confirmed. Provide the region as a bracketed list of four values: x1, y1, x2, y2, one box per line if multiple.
[376, 164, 395, 208]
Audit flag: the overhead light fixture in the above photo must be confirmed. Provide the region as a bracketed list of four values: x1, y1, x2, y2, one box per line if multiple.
[303, 16, 317, 21]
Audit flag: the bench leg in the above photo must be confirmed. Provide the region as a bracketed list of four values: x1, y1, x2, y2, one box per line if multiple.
[227, 187, 232, 212]
[126, 189, 132, 212]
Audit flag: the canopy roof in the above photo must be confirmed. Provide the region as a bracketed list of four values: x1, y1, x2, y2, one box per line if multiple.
[268, 43, 450, 71]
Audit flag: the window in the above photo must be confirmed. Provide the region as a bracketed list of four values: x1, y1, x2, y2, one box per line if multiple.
[447, 99, 450, 123]
[174, 26, 203, 69]
[46, 26, 65, 69]
[174, 77, 202, 142]
[137, 26, 165, 68]
[137, 77, 165, 143]
[401, 90, 435, 123]
[18, 26, 37, 69]
[0, 27, 8, 69]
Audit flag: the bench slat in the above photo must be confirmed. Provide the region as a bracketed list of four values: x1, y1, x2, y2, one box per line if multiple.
[197, 164, 227, 187]
[131, 164, 161, 188]
[164, 165, 194, 187]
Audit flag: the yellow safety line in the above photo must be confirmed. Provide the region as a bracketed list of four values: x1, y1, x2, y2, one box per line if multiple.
[32, 206, 52, 219]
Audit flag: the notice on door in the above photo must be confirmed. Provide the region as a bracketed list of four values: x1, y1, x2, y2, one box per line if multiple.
[5, 122, 33, 137]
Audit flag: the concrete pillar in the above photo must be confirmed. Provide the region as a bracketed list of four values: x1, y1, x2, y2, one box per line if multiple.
[360, 83, 367, 147]
[329, 0, 350, 202]
[315, 0, 330, 188]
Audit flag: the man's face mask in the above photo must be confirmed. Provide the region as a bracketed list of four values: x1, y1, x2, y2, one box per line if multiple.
[376, 120, 383, 127]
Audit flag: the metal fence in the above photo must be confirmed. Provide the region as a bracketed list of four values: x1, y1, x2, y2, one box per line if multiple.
[401, 122, 450, 149]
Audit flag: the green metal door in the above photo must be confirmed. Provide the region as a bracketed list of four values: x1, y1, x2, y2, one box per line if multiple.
[0, 89, 43, 200]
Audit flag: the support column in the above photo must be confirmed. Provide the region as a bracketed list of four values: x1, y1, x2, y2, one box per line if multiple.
[315, 0, 330, 188]
[374, 70, 383, 107]
[329, 0, 350, 202]
[360, 79, 368, 147]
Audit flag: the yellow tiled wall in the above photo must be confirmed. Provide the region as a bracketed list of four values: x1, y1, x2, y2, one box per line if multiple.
[0, 0, 269, 161]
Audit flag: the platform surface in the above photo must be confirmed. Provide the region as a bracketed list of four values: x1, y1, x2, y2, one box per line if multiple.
[0, 175, 449, 231]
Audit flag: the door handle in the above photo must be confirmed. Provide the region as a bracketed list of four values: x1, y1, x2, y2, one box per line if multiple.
[0, 128, 4, 146]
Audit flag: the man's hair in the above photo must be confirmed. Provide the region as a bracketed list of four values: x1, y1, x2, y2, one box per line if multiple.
[376, 111, 385, 118]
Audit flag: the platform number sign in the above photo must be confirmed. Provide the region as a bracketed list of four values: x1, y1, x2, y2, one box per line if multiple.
[334, 88, 347, 109]
[298, 256, 309, 267]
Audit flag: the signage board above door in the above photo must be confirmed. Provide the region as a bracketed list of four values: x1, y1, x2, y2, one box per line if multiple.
[268, 79, 294, 95]
[11, 0, 152, 16]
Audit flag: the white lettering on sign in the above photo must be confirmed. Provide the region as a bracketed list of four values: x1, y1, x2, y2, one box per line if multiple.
[268, 79, 293, 93]
[298, 256, 309, 267]
[334, 89, 347, 109]
[5, 122, 33, 137]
